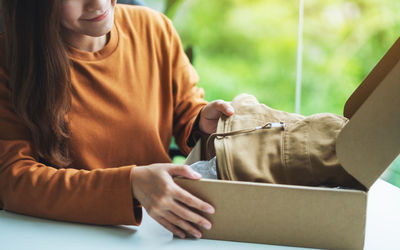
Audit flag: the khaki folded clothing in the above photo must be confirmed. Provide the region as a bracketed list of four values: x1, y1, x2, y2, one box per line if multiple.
[207, 94, 363, 189]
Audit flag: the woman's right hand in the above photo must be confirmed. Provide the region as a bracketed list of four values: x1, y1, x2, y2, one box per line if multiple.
[130, 164, 215, 239]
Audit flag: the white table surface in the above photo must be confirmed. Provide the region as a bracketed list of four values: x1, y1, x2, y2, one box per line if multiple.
[0, 179, 399, 250]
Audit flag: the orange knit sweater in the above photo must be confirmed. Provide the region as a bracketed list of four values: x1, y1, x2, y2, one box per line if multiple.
[0, 5, 206, 225]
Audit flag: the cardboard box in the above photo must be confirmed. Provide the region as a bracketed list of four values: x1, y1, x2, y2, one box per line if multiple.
[175, 37, 400, 249]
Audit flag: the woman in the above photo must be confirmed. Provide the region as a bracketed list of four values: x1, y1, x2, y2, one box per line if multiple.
[0, 0, 234, 239]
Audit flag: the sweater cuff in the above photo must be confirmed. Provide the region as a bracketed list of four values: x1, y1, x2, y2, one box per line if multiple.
[187, 109, 207, 147]
[128, 166, 143, 225]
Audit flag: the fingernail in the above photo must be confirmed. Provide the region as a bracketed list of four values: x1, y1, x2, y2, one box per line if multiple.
[192, 171, 202, 178]
[203, 222, 212, 230]
[194, 232, 202, 238]
[207, 206, 215, 214]
[227, 107, 234, 113]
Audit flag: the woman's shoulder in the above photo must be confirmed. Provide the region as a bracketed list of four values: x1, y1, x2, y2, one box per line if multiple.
[114, 4, 173, 36]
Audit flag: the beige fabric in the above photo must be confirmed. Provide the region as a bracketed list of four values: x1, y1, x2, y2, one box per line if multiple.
[211, 94, 363, 189]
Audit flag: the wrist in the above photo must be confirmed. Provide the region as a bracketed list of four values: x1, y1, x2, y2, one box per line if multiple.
[130, 166, 141, 199]
[129, 167, 143, 223]
[187, 109, 205, 147]
[131, 166, 150, 207]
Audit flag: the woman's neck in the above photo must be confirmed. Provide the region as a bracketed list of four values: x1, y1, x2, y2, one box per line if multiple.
[62, 29, 109, 52]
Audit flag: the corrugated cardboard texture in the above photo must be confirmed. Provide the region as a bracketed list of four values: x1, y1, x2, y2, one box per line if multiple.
[175, 178, 367, 250]
[344, 37, 400, 118]
[336, 59, 400, 189]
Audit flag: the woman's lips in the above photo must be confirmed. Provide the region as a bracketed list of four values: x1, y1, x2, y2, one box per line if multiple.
[84, 9, 110, 22]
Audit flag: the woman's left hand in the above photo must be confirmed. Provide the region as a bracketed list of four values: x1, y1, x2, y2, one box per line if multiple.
[199, 100, 235, 134]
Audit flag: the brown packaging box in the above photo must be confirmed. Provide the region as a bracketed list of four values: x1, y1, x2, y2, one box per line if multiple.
[175, 37, 400, 249]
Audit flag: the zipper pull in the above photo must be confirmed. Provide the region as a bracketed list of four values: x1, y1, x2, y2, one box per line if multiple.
[255, 122, 285, 130]
[270, 122, 285, 130]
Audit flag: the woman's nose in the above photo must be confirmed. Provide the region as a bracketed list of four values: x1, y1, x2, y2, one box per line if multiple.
[85, 0, 107, 12]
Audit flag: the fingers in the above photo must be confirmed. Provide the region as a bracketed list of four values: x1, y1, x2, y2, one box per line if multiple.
[168, 165, 202, 180]
[199, 99, 234, 134]
[155, 215, 186, 239]
[150, 184, 213, 239]
[173, 185, 215, 215]
[170, 199, 212, 230]
[168, 166, 215, 214]
[211, 100, 234, 116]
[164, 211, 203, 238]
[133, 163, 214, 239]
[156, 190, 212, 239]
[166, 167, 215, 237]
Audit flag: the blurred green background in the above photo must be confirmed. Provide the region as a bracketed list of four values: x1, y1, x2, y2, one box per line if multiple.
[144, 0, 400, 187]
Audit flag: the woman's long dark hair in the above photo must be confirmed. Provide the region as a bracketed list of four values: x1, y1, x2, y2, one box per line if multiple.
[1, 0, 72, 167]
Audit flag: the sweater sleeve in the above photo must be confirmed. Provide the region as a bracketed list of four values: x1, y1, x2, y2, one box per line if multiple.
[167, 18, 208, 155]
[0, 72, 142, 226]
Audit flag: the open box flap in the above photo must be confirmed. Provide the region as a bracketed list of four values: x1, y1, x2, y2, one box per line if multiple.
[343, 37, 400, 119]
[336, 46, 400, 189]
